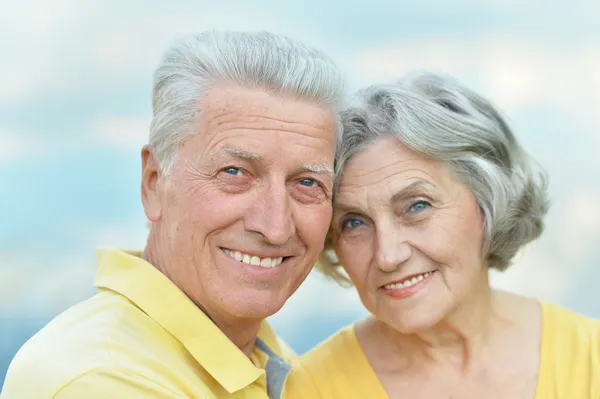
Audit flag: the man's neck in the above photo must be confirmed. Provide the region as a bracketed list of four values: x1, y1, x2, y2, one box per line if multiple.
[142, 231, 262, 358]
[203, 312, 262, 357]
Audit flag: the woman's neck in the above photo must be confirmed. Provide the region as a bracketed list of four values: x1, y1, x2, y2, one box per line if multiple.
[363, 284, 515, 374]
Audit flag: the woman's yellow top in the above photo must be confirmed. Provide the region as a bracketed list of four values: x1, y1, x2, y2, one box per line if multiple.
[286, 303, 600, 398]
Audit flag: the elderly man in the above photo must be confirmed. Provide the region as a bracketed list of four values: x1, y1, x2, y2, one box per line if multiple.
[1, 31, 344, 398]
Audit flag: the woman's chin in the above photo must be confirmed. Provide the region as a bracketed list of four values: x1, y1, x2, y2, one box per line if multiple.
[380, 311, 446, 335]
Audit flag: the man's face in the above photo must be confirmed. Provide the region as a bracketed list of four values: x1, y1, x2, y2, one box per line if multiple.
[142, 86, 337, 321]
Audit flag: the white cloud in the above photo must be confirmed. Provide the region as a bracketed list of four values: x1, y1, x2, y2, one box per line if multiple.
[0, 130, 47, 162]
[0, 223, 148, 313]
[0, 0, 85, 36]
[0, 1, 288, 103]
[0, 257, 31, 308]
[0, 253, 95, 315]
[88, 225, 149, 250]
[553, 190, 600, 261]
[0, 0, 90, 102]
[416, 0, 599, 14]
[0, 130, 28, 161]
[490, 243, 571, 304]
[351, 37, 600, 141]
[83, 8, 286, 78]
[91, 115, 150, 150]
[491, 188, 600, 307]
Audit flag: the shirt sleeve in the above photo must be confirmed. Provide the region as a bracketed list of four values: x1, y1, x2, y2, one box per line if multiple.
[53, 367, 196, 399]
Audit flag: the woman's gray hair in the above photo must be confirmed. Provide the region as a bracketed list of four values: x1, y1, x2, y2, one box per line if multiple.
[319, 72, 549, 285]
[149, 30, 346, 172]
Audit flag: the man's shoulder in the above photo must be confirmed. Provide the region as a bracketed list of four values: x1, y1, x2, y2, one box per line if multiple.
[2, 290, 177, 397]
[3, 365, 213, 399]
[14, 289, 162, 358]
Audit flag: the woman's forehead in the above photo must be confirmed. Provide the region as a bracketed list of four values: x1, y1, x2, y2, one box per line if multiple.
[337, 139, 444, 189]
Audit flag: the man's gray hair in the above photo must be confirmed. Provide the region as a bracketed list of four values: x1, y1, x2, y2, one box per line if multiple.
[149, 30, 346, 172]
[320, 72, 549, 285]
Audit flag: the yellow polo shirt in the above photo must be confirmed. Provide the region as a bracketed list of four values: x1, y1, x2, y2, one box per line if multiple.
[1, 248, 296, 398]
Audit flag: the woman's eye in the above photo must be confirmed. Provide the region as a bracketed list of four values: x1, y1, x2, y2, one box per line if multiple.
[299, 178, 318, 188]
[223, 167, 242, 176]
[408, 200, 431, 213]
[342, 218, 365, 230]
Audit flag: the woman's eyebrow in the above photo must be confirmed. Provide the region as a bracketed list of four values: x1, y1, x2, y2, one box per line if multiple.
[333, 179, 436, 212]
[390, 180, 435, 203]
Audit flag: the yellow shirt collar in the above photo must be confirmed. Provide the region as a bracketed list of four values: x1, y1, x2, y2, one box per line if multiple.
[93, 247, 266, 394]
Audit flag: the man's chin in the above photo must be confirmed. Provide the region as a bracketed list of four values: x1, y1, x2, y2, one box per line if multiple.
[224, 291, 288, 320]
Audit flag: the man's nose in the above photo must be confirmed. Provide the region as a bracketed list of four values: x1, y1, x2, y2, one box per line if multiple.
[244, 180, 295, 245]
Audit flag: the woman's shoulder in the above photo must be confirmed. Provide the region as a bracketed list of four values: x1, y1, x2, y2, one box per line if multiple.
[286, 324, 358, 399]
[497, 291, 599, 340]
[541, 301, 600, 339]
[540, 301, 600, 362]
[296, 323, 360, 372]
[287, 323, 385, 399]
[537, 302, 600, 397]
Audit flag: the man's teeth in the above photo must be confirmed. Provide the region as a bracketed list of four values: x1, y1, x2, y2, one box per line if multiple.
[223, 249, 284, 268]
[384, 271, 433, 289]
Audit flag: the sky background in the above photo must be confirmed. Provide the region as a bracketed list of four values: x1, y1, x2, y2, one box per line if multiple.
[1, 0, 599, 389]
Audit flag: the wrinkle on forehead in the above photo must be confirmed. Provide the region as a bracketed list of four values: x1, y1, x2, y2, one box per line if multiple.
[198, 86, 336, 144]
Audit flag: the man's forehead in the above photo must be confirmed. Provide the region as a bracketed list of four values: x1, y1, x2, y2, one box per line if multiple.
[198, 85, 337, 130]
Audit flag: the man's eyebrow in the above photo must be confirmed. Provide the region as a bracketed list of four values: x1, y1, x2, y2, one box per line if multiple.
[300, 163, 334, 178]
[211, 148, 333, 178]
[217, 147, 263, 161]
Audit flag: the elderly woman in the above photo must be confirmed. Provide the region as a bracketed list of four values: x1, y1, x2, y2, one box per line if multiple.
[287, 73, 600, 399]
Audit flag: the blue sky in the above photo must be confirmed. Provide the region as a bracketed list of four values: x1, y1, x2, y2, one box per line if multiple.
[1, 0, 600, 387]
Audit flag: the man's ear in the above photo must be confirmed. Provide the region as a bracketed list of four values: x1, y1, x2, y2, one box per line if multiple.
[141, 145, 162, 222]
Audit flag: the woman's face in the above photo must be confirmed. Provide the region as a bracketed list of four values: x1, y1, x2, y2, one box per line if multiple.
[332, 136, 487, 333]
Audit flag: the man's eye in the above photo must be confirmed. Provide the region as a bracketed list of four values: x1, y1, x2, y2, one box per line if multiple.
[299, 178, 318, 188]
[223, 167, 242, 176]
[407, 200, 431, 213]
